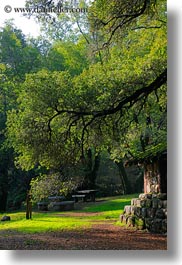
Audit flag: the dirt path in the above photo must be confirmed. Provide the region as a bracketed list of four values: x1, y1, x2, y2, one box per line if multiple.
[0, 219, 167, 250]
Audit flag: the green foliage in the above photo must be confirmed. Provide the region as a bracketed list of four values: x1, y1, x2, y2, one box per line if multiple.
[2, 0, 167, 203]
[25, 0, 90, 42]
[89, 0, 166, 47]
[0, 22, 45, 211]
[30, 173, 78, 202]
[0, 21, 42, 80]
[30, 174, 61, 202]
[42, 39, 89, 75]
[7, 20, 166, 170]
[7, 70, 81, 170]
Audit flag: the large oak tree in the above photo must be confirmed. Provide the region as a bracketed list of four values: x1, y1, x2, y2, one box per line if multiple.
[6, 0, 167, 193]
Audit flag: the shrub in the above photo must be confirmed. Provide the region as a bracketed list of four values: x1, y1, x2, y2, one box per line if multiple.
[30, 173, 77, 203]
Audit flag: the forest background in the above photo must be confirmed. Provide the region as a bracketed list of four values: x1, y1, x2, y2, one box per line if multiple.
[0, 0, 167, 211]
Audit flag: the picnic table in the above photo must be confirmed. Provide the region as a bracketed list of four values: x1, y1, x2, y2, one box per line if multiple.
[72, 189, 98, 202]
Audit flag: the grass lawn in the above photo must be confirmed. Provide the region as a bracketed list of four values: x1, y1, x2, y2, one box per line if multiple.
[79, 194, 137, 219]
[0, 212, 89, 233]
[0, 194, 138, 234]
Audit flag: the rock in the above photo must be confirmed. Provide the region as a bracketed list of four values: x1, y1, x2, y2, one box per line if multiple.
[157, 200, 163, 209]
[122, 215, 128, 224]
[155, 209, 165, 219]
[130, 206, 137, 215]
[162, 209, 167, 218]
[136, 199, 142, 207]
[147, 208, 156, 218]
[136, 207, 141, 217]
[120, 214, 124, 223]
[163, 200, 167, 208]
[145, 218, 153, 231]
[121, 194, 167, 233]
[146, 194, 152, 199]
[162, 219, 167, 233]
[131, 198, 138, 206]
[152, 198, 158, 208]
[139, 194, 146, 200]
[145, 199, 152, 208]
[140, 200, 146, 207]
[152, 194, 158, 199]
[124, 205, 131, 215]
[157, 193, 167, 200]
[1, 216, 11, 221]
[151, 218, 162, 233]
[127, 216, 135, 227]
[139, 193, 152, 200]
[141, 208, 147, 218]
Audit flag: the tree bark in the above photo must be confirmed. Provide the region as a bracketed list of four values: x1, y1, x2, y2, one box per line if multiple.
[115, 160, 132, 194]
[82, 148, 101, 189]
[0, 189, 8, 212]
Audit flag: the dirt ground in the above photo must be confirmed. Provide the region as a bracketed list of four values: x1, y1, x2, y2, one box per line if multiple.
[0, 214, 167, 250]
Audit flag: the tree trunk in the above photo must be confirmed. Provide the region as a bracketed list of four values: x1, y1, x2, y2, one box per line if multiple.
[0, 189, 8, 212]
[88, 152, 100, 188]
[144, 154, 167, 194]
[115, 160, 132, 194]
[82, 148, 101, 189]
[0, 168, 8, 212]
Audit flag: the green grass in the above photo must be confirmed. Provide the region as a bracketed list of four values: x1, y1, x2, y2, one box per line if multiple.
[0, 212, 90, 233]
[80, 194, 138, 220]
[0, 194, 138, 233]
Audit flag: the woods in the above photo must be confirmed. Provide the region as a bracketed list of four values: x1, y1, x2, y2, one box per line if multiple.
[0, 0, 167, 212]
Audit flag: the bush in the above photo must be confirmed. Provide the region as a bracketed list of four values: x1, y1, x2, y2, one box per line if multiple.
[30, 173, 78, 203]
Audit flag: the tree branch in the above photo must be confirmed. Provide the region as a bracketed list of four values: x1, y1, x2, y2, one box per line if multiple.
[92, 68, 167, 118]
[47, 68, 167, 140]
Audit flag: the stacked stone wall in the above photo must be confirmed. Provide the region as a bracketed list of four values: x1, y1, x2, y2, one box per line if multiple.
[120, 193, 167, 233]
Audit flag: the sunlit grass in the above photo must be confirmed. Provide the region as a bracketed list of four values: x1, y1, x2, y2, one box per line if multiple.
[80, 194, 139, 220]
[0, 212, 91, 233]
[0, 194, 137, 233]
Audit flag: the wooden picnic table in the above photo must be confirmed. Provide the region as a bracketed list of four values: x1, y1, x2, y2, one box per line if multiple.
[72, 189, 98, 202]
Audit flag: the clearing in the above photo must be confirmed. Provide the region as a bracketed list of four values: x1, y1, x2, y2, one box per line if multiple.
[0, 195, 167, 250]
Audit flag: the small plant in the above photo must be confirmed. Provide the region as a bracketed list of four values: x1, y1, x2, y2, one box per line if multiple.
[135, 217, 145, 230]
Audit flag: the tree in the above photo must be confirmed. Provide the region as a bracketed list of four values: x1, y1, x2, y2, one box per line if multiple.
[88, 0, 166, 47]
[0, 22, 44, 211]
[6, 0, 167, 194]
[42, 39, 89, 75]
[25, 0, 90, 41]
[0, 21, 42, 80]
[0, 65, 16, 211]
[30, 172, 78, 202]
[7, 70, 77, 170]
[80, 147, 101, 189]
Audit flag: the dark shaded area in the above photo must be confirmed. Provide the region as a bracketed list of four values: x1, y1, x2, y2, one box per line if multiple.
[159, 154, 167, 193]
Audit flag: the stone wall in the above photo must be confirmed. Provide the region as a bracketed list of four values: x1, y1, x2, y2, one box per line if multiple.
[120, 193, 167, 233]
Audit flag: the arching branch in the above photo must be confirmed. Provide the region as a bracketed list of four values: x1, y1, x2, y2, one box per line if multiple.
[47, 68, 167, 141]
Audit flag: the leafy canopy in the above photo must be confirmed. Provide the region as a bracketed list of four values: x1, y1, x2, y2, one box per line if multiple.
[7, 0, 167, 171]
